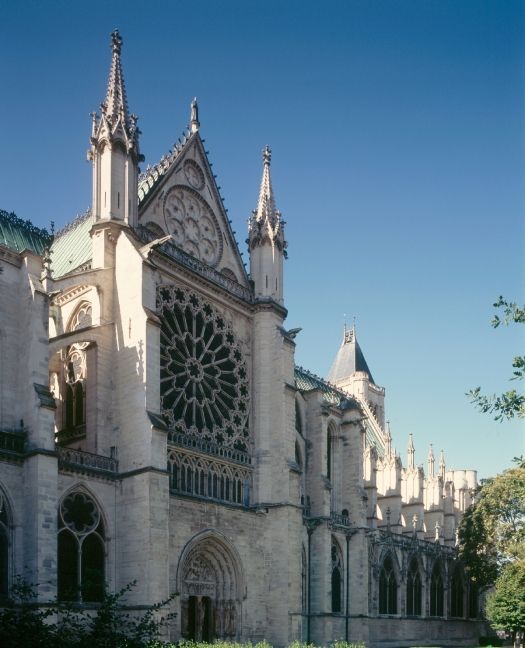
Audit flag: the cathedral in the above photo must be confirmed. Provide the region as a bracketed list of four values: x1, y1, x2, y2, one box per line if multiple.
[0, 31, 485, 647]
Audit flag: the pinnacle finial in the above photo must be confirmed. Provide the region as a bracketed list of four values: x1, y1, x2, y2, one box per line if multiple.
[407, 433, 415, 469]
[428, 444, 435, 477]
[263, 145, 271, 166]
[190, 97, 200, 133]
[111, 29, 122, 55]
[439, 449, 446, 480]
[385, 421, 392, 456]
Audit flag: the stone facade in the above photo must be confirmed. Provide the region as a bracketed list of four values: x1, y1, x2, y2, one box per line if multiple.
[0, 31, 485, 647]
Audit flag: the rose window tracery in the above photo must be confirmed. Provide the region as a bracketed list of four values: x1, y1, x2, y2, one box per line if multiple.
[163, 186, 222, 267]
[158, 286, 250, 452]
[59, 492, 100, 535]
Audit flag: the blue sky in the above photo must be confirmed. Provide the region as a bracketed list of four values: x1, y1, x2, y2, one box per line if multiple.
[1, 0, 523, 479]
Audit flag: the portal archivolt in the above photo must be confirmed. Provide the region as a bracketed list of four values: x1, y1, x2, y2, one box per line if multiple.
[178, 533, 243, 641]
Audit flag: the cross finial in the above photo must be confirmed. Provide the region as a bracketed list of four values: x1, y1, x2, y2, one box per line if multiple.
[263, 145, 271, 166]
[111, 29, 122, 55]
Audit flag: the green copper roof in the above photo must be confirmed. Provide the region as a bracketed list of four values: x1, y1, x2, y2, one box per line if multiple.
[50, 210, 93, 278]
[0, 210, 51, 256]
[295, 366, 360, 408]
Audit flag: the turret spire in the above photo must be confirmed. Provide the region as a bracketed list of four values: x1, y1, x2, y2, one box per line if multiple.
[248, 146, 287, 304]
[89, 30, 142, 162]
[249, 146, 286, 252]
[88, 30, 143, 226]
[407, 433, 415, 469]
[190, 97, 200, 133]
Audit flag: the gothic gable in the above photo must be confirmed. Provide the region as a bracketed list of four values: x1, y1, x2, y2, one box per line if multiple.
[138, 132, 249, 287]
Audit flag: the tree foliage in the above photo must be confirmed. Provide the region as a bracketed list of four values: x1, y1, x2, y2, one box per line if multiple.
[458, 460, 525, 589]
[485, 559, 525, 636]
[0, 579, 174, 648]
[469, 297, 525, 422]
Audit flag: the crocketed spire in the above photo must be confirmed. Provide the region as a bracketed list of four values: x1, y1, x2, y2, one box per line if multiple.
[248, 146, 286, 253]
[103, 30, 130, 127]
[89, 30, 142, 162]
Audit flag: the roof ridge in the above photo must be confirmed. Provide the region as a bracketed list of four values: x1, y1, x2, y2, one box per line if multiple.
[138, 128, 193, 203]
[54, 208, 92, 239]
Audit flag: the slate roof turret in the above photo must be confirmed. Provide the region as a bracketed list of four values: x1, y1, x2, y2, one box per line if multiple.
[327, 324, 375, 385]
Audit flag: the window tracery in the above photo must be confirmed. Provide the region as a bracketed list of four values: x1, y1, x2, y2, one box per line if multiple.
[57, 491, 105, 602]
[168, 449, 250, 506]
[158, 285, 250, 453]
[69, 303, 92, 331]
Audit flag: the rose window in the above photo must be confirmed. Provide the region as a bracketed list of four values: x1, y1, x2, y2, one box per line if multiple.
[158, 285, 250, 452]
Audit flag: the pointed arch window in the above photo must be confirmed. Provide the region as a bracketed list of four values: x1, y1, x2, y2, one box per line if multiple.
[301, 546, 307, 613]
[430, 562, 444, 617]
[379, 555, 397, 615]
[327, 424, 335, 481]
[406, 557, 422, 616]
[60, 345, 86, 441]
[450, 567, 464, 618]
[295, 400, 303, 436]
[468, 580, 478, 619]
[57, 491, 105, 602]
[331, 539, 343, 613]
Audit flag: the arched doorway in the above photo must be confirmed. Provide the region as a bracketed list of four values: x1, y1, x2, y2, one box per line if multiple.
[178, 533, 243, 641]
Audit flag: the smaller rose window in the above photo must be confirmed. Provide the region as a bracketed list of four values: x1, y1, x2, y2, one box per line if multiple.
[59, 492, 100, 535]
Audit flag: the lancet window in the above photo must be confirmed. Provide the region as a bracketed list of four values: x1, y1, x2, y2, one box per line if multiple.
[468, 580, 478, 619]
[430, 561, 444, 617]
[379, 554, 397, 615]
[62, 345, 86, 438]
[327, 424, 335, 480]
[301, 546, 307, 613]
[57, 491, 105, 602]
[0, 494, 10, 599]
[331, 539, 343, 613]
[450, 567, 464, 618]
[406, 557, 422, 616]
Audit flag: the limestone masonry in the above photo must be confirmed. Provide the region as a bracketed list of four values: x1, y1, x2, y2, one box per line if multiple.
[0, 31, 484, 647]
